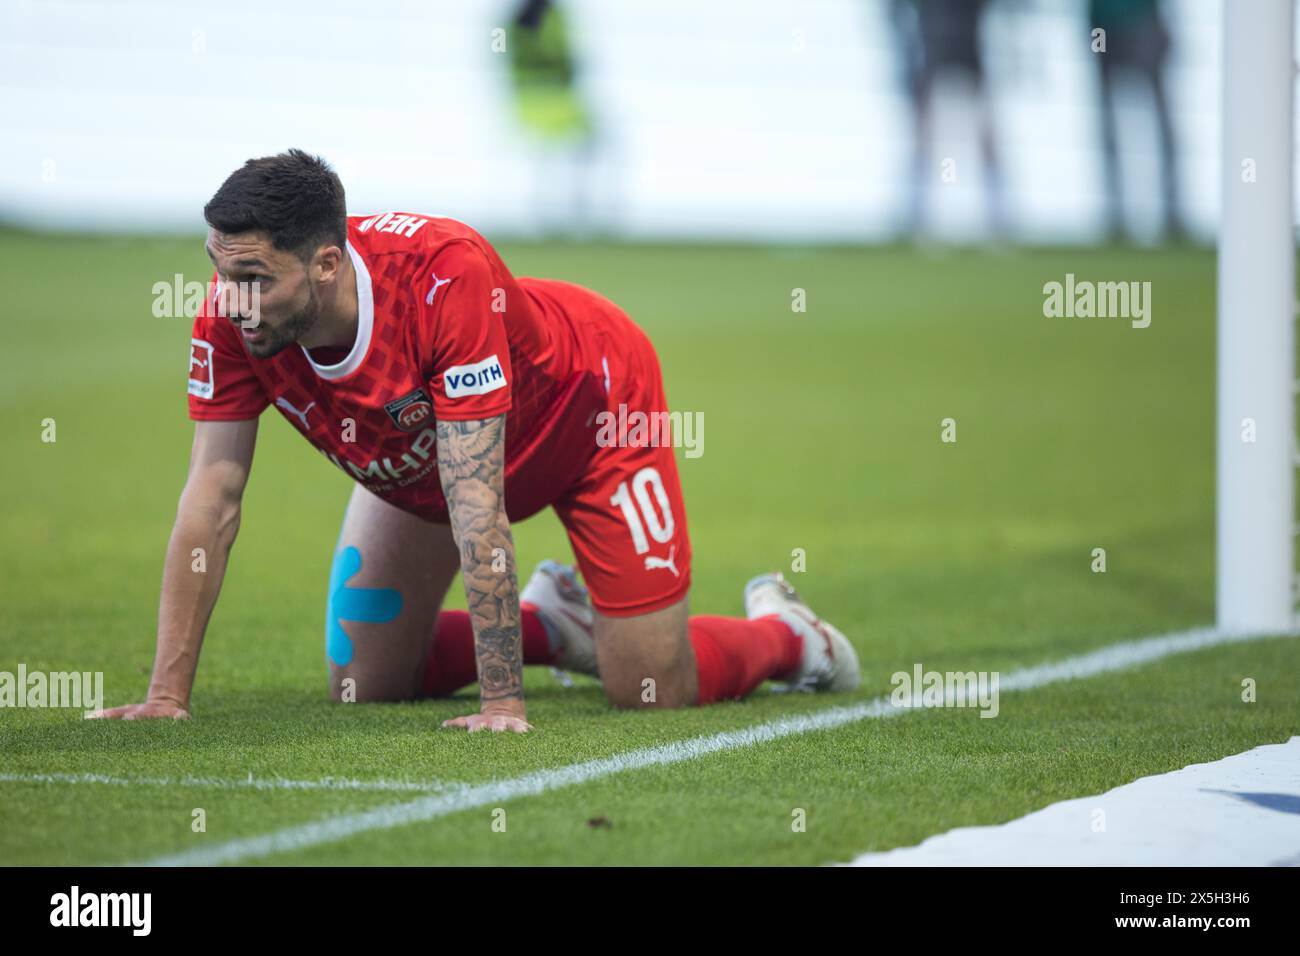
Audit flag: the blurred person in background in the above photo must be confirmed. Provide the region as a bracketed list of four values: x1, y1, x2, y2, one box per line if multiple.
[506, 0, 601, 236]
[1090, 0, 1185, 241]
[891, 0, 1004, 239]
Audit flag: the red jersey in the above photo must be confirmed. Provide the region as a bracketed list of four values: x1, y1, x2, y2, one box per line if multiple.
[188, 214, 609, 522]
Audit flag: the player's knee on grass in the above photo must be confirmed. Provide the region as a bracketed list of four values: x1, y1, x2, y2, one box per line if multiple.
[324, 489, 461, 704]
[594, 599, 698, 710]
[602, 673, 695, 710]
[324, 543, 423, 703]
[328, 663, 423, 704]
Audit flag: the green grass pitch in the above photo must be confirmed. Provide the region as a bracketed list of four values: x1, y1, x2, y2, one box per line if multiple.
[1, 229, 1296, 865]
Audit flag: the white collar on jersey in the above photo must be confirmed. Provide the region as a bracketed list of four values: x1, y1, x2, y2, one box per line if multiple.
[300, 240, 374, 380]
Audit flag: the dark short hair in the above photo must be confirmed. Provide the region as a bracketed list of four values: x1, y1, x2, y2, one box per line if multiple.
[204, 149, 347, 262]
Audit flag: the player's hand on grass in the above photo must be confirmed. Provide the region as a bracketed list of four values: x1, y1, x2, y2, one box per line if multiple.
[85, 698, 191, 721]
[441, 699, 532, 734]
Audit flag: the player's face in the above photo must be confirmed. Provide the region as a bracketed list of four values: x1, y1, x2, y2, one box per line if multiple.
[205, 228, 320, 359]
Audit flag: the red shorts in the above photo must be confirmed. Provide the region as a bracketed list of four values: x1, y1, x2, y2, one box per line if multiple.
[550, 294, 692, 618]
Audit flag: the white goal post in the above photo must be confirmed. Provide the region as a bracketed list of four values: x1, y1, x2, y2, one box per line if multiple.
[1216, 0, 1296, 634]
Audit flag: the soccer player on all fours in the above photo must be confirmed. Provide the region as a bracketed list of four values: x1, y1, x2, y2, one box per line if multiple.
[88, 149, 859, 733]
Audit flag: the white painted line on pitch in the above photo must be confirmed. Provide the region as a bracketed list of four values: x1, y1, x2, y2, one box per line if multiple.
[0, 771, 451, 794]
[131, 625, 1292, 866]
[842, 736, 1300, 866]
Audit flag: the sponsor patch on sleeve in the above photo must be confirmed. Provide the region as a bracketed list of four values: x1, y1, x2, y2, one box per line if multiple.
[443, 354, 507, 399]
[383, 387, 434, 431]
[188, 339, 215, 399]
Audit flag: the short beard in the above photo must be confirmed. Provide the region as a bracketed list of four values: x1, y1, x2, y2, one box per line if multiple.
[246, 288, 319, 359]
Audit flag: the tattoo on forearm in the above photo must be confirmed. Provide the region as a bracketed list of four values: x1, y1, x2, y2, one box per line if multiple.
[436, 415, 523, 703]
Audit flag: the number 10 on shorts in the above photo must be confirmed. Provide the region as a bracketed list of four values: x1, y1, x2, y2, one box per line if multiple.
[610, 467, 675, 555]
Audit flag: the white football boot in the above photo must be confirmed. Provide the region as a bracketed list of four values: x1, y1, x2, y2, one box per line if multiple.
[521, 560, 599, 677]
[743, 572, 860, 692]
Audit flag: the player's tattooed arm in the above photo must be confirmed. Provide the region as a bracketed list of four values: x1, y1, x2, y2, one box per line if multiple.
[436, 414, 530, 729]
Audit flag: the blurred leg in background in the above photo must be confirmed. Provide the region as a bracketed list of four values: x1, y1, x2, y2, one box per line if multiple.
[891, 0, 1001, 240]
[1091, 0, 1184, 242]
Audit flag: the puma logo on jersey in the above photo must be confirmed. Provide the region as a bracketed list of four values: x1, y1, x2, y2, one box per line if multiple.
[444, 354, 506, 398]
[356, 212, 428, 238]
[425, 272, 452, 305]
[644, 546, 679, 578]
[276, 396, 316, 430]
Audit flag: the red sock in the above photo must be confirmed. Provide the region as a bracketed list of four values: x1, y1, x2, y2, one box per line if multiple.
[689, 614, 803, 705]
[420, 605, 556, 697]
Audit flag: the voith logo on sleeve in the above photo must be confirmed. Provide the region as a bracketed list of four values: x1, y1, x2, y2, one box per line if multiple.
[444, 355, 506, 398]
[188, 339, 214, 398]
